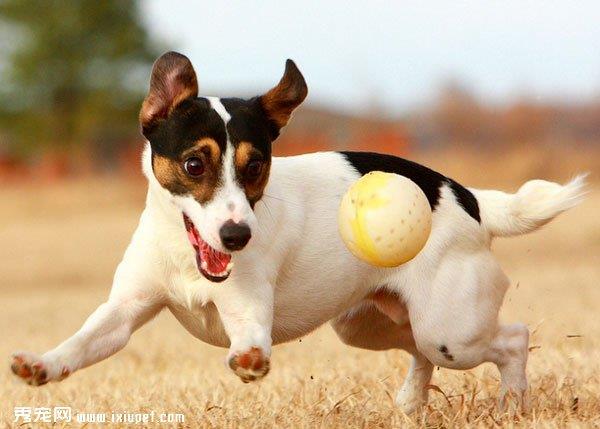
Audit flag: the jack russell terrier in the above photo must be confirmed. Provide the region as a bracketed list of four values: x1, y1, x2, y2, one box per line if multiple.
[11, 52, 586, 413]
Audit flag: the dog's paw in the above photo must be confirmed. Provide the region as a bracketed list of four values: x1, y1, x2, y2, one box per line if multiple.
[395, 389, 427, 415]
[227, 347, 270, 383]
[11, 352, 70, 386]
[498, 387, 529, 415]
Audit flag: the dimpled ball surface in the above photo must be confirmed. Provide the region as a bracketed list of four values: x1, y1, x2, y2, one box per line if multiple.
[338, 171, 432, 267]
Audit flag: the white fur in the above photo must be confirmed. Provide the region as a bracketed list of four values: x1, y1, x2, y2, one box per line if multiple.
[12, 146, 585, 412]
[472, 174, 587, 237]
[207, 96, 231, 122]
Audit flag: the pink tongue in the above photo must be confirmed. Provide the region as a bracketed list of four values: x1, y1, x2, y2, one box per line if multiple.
[183, 214, 231, 276]
[200, 243, 231, 275]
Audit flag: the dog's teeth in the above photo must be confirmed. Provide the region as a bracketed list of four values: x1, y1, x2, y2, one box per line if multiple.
[226, 262, 234, 271]
[201, 261, 208, 270]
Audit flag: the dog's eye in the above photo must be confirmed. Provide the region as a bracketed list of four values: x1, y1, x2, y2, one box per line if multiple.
[184, 157, 204, 177]
[246, 160, 263, 180]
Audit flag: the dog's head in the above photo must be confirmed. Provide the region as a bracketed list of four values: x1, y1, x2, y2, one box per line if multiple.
[140, 52, 307, 282]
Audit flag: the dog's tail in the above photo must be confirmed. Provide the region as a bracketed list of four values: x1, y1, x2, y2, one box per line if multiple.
[471, 175, 588, 238]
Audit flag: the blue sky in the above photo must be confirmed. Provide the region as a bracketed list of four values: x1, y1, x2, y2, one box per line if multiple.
[143, 1, 600, 115]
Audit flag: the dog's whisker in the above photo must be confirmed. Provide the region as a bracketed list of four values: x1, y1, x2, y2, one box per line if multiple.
[262, 193, 295, 204]
[263, 193, 340, 205]
[260, 199, 276, 223]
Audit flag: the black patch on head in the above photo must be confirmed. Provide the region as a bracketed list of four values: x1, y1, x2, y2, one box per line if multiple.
[221, 97, 274, 158]
[145, 95, 275, 207]
[145, 97, 228, 160]
[340, 151, 480, 222]
[221, 97, 275, 207]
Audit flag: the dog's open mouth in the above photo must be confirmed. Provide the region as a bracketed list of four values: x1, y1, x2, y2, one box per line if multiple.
[183, 214, 232, 282]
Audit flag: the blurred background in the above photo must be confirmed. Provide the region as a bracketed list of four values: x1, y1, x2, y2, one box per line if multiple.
[0, 0, 599, 183]
[2, 2, 600, 425]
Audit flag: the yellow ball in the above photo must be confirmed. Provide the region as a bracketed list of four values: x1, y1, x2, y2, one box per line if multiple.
[338, 171, 432, 267]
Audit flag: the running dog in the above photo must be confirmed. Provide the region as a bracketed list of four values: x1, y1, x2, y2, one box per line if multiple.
[11, 52, 586, 413]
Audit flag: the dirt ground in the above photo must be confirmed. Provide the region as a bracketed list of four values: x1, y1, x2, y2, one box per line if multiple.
[1, 168, 599, 427]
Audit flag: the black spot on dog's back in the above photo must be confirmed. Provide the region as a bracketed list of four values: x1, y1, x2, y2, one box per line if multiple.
[448, 179, 481, 222]
[340, 151, 445, 209]
[340, 151, 480, 222]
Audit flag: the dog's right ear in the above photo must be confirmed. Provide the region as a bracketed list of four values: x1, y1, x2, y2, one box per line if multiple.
[140, 51, 198, 136]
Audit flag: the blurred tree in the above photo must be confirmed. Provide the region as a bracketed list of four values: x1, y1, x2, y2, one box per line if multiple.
[0, 0, 159, 167]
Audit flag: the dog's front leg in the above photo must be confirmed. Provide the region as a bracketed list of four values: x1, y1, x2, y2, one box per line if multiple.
[11, 290, 163, 386]
[213, 278, 273, 383]
[11, 223, 166, 386]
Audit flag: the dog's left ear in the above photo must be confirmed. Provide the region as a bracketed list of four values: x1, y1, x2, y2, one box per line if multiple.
[260, 59, 308, 134]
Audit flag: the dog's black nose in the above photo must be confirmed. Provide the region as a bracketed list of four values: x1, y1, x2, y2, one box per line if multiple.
[219, 220, 252, 251]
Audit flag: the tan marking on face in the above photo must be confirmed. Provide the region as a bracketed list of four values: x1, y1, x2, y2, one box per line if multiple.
[182, 138, 221, 165]
[235, 141, 270, 204]
[152, 138, 222, 204]
[234, 141, 254, 171]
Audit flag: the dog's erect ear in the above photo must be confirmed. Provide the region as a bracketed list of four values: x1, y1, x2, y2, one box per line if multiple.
[260, 59, 308, 132]
[140, 51, 198, 135]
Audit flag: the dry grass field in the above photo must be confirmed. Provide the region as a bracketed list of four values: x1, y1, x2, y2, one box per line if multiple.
[1, 164, 599, 427]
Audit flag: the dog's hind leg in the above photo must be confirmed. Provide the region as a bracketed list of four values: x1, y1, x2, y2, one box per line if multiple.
[407, 250, 530, 412]
[331, 293, 433, 414]
[395, 352, 433, 414]
[486, 323, 530, 412]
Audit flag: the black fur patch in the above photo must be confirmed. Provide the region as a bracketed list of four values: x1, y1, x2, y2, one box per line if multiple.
[145, 96, 275, 165]
[145, 97, 228, 160]
[145, 96, 275, 206]
[448, 179, 481, 222]
[438, 345, 454, 361]
[221, 97, 273, 159]
[340, 151, 480, 222]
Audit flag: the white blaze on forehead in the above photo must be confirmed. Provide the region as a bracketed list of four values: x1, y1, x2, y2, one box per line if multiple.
[207, 96, 231, 123]
[205, 97, 252, 225]
[207, 97, 235, 190]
